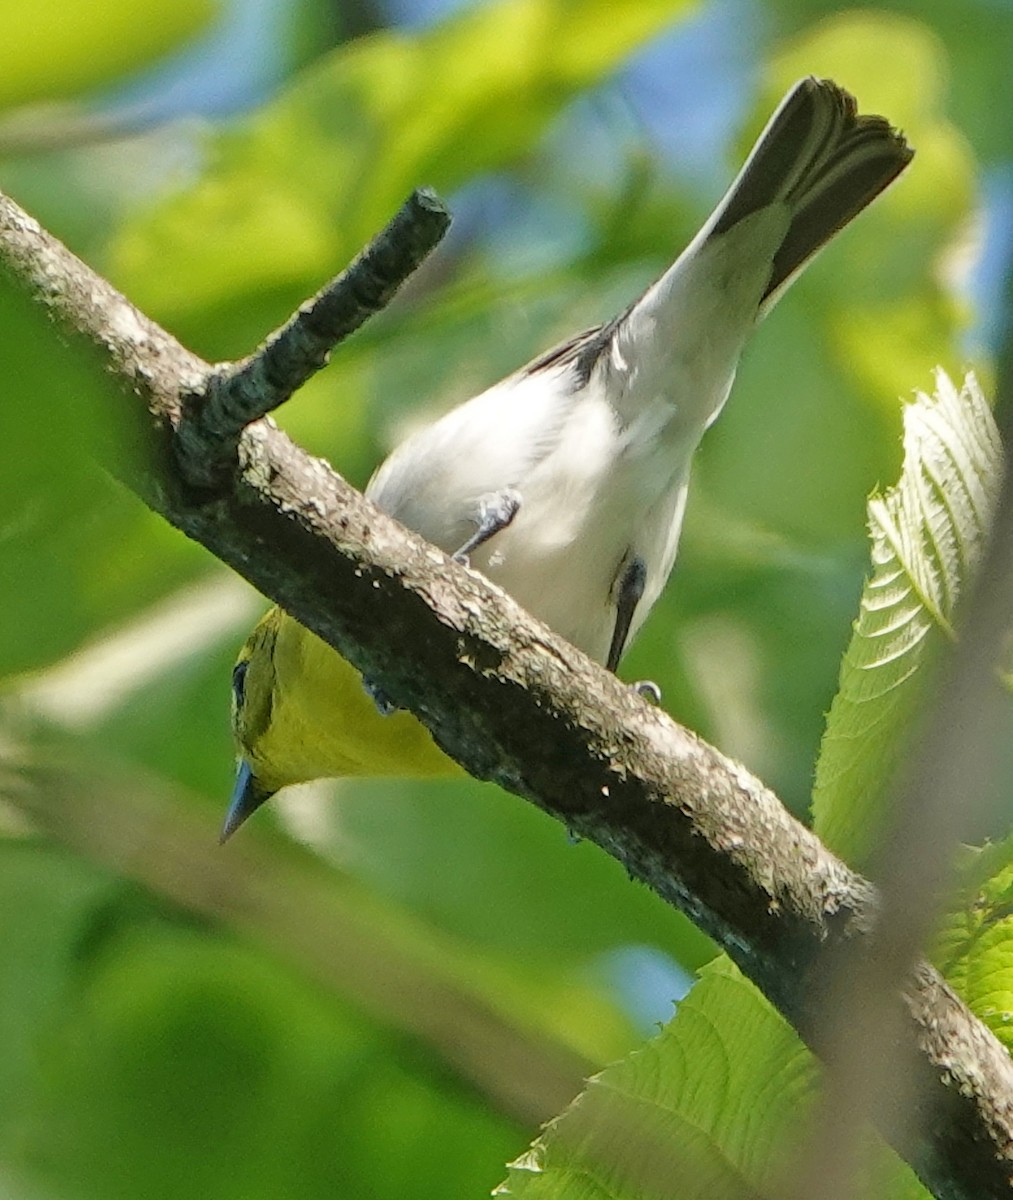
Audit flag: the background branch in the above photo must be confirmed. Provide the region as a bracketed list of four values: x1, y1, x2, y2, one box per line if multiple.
[2, 186, 1012, 1200]
[5, 750, 591, 1129]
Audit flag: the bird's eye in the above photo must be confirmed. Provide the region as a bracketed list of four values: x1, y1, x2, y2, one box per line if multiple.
[232, 661, 249, 707]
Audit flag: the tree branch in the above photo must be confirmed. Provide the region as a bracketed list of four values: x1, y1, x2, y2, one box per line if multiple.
[789, 289, 1013, 1195]
[2, 187, 1012, 1200]
[175, 187, 451, 489]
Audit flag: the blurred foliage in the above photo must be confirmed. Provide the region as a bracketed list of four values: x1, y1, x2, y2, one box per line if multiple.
[0, 0, 1008, 1197]
[762, 0, 1013, 166]
[0, 280, 210, 678]
[106, 0, 696, 357]
[0, 842, 523, 1200]
[0, 0, 214, 113]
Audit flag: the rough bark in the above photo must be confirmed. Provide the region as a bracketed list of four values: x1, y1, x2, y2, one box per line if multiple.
[2, 187, 1012, 1200]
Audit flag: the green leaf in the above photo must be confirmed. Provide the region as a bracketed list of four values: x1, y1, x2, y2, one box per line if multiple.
[0, 0, 215, 112]
[496, 958, 927, 1200]
[0, 278, 211, 680]
[11, 922, 522, 1200]
[0, 841, 120, 1139]
[934, 836, 1013, 1055]
[811, 372, 1002, 865]
[108, 0, 696, 356]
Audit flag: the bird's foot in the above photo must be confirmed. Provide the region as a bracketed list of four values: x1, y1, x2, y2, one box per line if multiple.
[363, 677, 399, 716]
[452, 488, 522, 564]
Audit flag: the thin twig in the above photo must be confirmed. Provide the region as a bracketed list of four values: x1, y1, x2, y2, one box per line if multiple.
[0, 99, 184, 156]
[174, 187, 451, 488]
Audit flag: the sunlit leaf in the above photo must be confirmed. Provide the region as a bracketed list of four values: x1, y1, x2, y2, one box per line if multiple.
[496, 958, 927, 1200]
[0, 0, 215, 112]
[935, 835, 1013, 1055]
[812, 372, 1002, 864]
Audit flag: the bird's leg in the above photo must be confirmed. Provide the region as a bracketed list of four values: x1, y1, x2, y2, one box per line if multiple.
[608, 555, 662, 702]
[366, 489, 522, 715]
[608, 556, 646, 671]
[453, 488, 522, 565]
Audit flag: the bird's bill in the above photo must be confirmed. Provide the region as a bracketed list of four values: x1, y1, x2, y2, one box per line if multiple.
[220, 759, 275, 843]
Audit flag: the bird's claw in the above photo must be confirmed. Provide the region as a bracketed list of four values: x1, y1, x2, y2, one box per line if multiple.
[632, 680, 662, 705]
[363, 677, 399, 716]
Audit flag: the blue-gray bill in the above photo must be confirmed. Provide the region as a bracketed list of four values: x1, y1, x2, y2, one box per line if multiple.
[220, 759, 275, 843]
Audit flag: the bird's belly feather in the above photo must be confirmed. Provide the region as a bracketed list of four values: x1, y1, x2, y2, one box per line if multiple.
[470, 394, 691, 664]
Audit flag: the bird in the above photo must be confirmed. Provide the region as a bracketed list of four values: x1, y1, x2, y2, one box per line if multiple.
[222, 76, 913, 841]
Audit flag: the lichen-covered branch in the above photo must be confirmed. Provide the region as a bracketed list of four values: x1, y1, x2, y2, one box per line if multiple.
[1, 186, 1012, 1200]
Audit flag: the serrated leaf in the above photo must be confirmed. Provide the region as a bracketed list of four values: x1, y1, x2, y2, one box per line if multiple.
[496, 958, 928, 1200]
[934, 836, 1013, 1054]
[812, 372, 1002, 865]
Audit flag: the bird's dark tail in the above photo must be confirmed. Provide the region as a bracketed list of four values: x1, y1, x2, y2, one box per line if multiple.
[707, 77, 913, 312]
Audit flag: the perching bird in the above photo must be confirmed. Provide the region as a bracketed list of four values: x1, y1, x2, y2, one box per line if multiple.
[223, 77, 913, 840]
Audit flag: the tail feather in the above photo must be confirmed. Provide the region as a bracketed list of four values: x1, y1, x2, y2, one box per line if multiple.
[708, 77, 913, 311]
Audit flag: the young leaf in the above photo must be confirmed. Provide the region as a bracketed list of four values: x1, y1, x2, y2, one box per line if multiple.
[934, 834, 1013, 1054]
[811, 371, 1002, 865]
[496, 958, 928, 1200]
